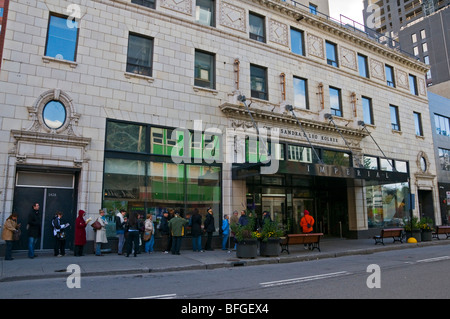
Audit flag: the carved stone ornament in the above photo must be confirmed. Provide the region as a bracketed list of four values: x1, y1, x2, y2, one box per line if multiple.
[161, 0, 193, 15]
[220, 2, 246, 32]
[340, 47, 357, 70]
[370, 59, 385, 81]
[307, 34, 324, 59]
[26, 89, 80, 136]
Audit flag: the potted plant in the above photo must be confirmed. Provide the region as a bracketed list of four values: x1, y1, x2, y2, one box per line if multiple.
[231, 214, 258, 259]
[404, 217, 421, 242]
[419, 217, 434, 242]
[259, 221, 284, 257]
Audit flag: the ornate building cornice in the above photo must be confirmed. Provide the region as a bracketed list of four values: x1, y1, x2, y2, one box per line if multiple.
[219, 102, 369, 140]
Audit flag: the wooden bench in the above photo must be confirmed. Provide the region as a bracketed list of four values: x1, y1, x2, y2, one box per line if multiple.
[280, 233, 323, 254]
[373, 228, 404, 245]
[432, 226, 450, 240]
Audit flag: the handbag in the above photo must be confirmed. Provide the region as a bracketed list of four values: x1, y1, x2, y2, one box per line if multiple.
[91, 220, 102, 230]
[13, 229, 21, 241]
[143, 231, 152, 241]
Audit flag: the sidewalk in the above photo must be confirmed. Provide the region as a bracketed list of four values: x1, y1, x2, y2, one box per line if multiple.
[1, 237, 450, 282]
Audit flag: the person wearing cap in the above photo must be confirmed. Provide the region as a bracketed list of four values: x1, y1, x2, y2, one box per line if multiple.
[300, 210, 315, 250]
[74, 210, 91, 256]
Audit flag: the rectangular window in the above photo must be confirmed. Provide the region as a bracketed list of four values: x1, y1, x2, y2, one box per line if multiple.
[288, 145, 312, 163]
[411, 33, 417, 43]
[322, 150, 350, 167]
[326, 41, 338, 67]
[420, 29, 426, 39]
[249, 12, 265, 43]
[329, 87, 342, 117]
[409, 74, 418, 95]
[390, 105, 400, 131]
[45, 14, 79, 62]
[196, 0, 215, 27]
[293, 76, 308, 109]
[194, 50, 215, 89]
[380, 158, 394, 172]
[362, 96, 374, 125]
[131, 0, 155, 9]
[395, 160, 408, 173]
[309, 3, 318, 15]
[385, 65, 395, 87]
[358, 54, 369, 78]
[363, 156, 378, 170]
[435, 114, 450, 137]
[413, 112, 423, 136]
[290, 28, 305, 56]
[250, 64, 268, 100]
[105, 121, 147, 153]
[422, 42, 428, 53]
[126, 33, 153, 77]
[438, 148, 450, 171]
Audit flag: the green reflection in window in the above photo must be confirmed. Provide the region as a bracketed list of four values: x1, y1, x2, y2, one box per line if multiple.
[106, 121, 146, 153]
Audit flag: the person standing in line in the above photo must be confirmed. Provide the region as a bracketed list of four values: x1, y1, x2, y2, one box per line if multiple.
[221, 214, 230, 251]
[27, 202, 41, 259]
[230, 210, 239, 250]
[203, 208, 215, 251]
[238, 210, 249, 226]
[52, 211, 70, 257]
[168, 211, 188, 255]
[115, 209, 127, 255]
[144, 214, 155, 253]
[125, 212, 140, 257]
[74, 210, 91, 256]
[190, 208, 203, 252]
[159, 211, 170, 253]
[2, 213, 20, 260]
[95, 209, 108, 256]
[300, 210, 315, 250]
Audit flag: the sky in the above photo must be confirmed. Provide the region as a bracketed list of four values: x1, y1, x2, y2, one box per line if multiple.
[328, 0, 365, 25]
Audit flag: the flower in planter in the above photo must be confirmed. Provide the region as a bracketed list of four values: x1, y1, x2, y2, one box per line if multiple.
[259, 220, 284, 242]
[418, 217, 434, 232]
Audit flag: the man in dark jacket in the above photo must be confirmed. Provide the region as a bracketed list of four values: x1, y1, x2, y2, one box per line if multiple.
[159, 211, 170, 253]
[203, 208, 215, 251]
[27, 202, 41, 259]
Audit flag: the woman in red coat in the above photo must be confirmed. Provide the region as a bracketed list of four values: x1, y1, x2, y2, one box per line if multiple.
[74, 210, 91, 256]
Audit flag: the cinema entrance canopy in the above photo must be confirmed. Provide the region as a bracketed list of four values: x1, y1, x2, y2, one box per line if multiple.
[222, 103, 411, 239]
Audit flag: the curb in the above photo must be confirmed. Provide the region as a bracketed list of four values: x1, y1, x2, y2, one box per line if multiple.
[1, 240, 449, 283]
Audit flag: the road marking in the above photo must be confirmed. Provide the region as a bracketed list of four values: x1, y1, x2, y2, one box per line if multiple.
[260, 271, 351, 288]
[416, 256, 450, 263]
[130, 293, 177, 299]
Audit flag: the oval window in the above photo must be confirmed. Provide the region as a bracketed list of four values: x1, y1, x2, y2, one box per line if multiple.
[420, 157, 427, 172]
[43, 101, 66, 129]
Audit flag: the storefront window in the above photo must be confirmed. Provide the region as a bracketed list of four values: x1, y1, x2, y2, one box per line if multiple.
[322, 150, 350, 167]
[103, 120, 222, 238]
[186, 165, 221, 234]
[106, 121, 146, 153]
[363, 156, 378, 170]
[366, 182, 409, 228]
[288, 145, 312, 163]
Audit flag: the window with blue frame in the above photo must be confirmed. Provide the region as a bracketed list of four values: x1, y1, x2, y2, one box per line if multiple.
[45, 14, 79, 62]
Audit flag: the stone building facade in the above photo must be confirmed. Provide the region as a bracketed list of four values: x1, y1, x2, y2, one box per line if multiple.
[0, 0, 436, 251]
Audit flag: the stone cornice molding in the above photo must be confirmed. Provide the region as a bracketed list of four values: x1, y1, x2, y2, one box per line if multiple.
[220, 102, 368, 139]
[245, 0, 429, 73]
[11, 130, 91, 149]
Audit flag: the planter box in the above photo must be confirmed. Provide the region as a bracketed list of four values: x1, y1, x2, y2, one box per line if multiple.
[236, 239, 258, 259]
[421, 230, 432, 242]
[406, 230, 421, 242]
[259, 238, 281, 257]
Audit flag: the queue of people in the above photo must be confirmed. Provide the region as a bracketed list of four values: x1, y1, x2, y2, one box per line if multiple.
[1, 203, 315, 260]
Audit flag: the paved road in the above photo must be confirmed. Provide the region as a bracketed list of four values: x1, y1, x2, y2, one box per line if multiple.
[1, 245, 449, 301]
